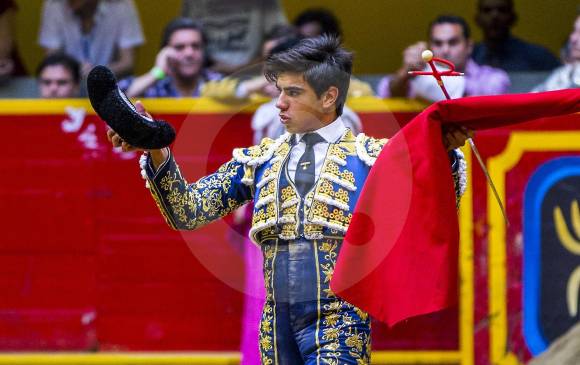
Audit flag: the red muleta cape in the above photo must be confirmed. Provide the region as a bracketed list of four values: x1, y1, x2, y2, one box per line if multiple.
[331, 89, 580, 326]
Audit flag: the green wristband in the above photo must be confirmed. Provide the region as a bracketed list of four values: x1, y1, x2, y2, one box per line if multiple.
[150, 66, 166, 80]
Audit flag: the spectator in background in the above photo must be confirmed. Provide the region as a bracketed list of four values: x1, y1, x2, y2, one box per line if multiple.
[119, 18, 221, 98]
[473, 0, 560, 72]
[243, 25, 302, 98]
[181, 0, 287, 74]
[377, 15, 510, 102]
[262, 24, 299, 60]
[293, 7, 342, 39]
[201, 29, 373, 104]
[560, 39, 573, 65]
[36, 52, 81, 98]
[292, 9, 374, 97]
[38, 0, 144, 78]
[533, 15, 580, 92]
[0, 0, 27, 83]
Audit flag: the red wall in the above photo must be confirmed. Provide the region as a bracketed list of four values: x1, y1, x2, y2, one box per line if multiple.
[2, 106, 448, 352]
[2, 101, 578, 365]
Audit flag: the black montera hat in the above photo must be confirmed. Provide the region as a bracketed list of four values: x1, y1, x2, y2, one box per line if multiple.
[87, 65, 176, 149]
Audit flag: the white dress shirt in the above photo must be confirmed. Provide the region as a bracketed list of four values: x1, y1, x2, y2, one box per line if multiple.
[287, 117, 347, 183]
[38, 0, 144, 66]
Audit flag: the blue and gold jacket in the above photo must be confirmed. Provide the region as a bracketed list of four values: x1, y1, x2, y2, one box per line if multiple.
[139, 129, 465, 243]
[139, 130, 465, 364]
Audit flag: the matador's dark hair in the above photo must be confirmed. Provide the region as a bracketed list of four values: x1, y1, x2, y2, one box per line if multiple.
[264, 35, 352, 116]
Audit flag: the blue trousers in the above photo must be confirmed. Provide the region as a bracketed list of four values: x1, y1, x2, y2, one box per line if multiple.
[259, 239, 371, 364]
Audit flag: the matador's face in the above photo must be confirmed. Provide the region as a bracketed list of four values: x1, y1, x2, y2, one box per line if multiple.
[274, 72, 337, 134]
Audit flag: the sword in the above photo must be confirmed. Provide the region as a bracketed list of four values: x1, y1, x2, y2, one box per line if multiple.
[409, 50, 509, 226]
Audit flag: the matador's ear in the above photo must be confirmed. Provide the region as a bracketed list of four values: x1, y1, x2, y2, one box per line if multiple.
[87, 65, 176, 149]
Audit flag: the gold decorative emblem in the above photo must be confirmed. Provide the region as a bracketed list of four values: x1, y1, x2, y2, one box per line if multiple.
[553, 200, 580, 317]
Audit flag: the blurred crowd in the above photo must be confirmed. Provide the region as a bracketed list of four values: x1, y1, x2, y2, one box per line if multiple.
[1, 0, 579, 101]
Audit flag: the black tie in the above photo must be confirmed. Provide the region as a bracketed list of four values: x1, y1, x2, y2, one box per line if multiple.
[295, 133, 325, 197]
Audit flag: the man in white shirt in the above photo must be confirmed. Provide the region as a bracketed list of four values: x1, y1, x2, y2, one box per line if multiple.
[181, 0, 287, 73]
[38, 0, 144, 78]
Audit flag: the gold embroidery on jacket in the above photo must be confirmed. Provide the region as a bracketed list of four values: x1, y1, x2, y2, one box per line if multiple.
[149, 159, 246, 231]
[279, 186, 299, 239]
[315, 237, 371, 363]
[259, 243, 277, 365]
[250, 141, 291, 243]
